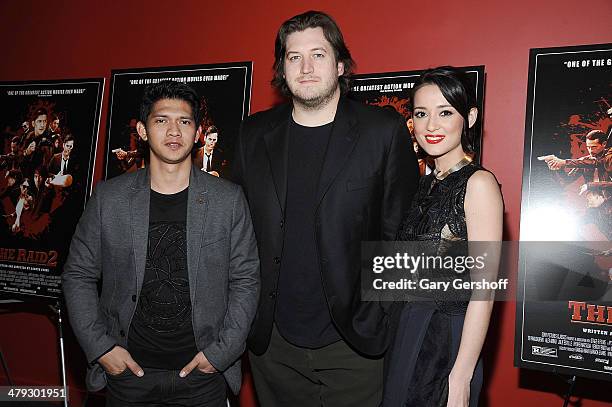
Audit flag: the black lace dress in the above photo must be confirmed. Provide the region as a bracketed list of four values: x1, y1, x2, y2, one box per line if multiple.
[382, 162, 484, 407]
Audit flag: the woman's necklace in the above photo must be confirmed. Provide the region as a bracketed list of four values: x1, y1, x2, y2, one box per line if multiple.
[433, 155, 473, 181]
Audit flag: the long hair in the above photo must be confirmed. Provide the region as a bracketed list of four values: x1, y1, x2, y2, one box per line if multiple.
[272, 10, 355, 96]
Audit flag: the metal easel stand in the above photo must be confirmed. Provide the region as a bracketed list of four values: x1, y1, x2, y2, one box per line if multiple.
[0, 343, 12, 385]
[0, 299, 17, 386]
[562, 375, 577, 407]
[50, 302, 69, 407]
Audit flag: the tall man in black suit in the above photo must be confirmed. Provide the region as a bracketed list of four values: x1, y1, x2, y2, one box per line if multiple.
[234, 10, 419, 407]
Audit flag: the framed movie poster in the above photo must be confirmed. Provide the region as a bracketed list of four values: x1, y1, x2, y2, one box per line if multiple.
[104, 62, 252, 181]
[515, 43, 612, 381]
[349, 66, 485, 175]
[0, 78, 104, 300]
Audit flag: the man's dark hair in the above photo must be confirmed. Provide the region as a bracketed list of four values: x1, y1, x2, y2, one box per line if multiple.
[63, 134, 75, 144]
[34, 165, 48, 178]
[139, 80, 201, 125]
[31, 108, 48, 122]
[586, 129, 607, 145]
[205, 125, 219, 137]
[412, 66, 478, 153]
[272, 10, 355, 96]
[7, 169, 22, 183]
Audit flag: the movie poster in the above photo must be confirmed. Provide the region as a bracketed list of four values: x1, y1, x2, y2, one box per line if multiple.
[515, 44, 612, 381]
[349, 66, 485, 175]
[0, 79, 104, 300]
[104, 62, 252, 180]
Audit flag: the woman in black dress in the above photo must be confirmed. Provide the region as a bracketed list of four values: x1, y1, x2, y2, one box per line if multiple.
[383, 67, 503, 407]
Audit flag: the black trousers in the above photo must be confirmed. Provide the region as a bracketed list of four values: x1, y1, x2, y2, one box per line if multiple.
[105, 367, 226, 407]
[249, 325, 383, 407]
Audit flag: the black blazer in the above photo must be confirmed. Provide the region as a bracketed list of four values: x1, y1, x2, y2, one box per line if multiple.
[193, 147, 226, 177]
[234, 97, 419, 356]
[47, 152, 77, 176]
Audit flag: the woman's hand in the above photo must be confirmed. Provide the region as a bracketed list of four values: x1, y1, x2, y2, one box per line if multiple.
[447, 369, 471, 407]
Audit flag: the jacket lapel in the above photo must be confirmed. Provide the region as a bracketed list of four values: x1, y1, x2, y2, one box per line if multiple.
[129, 169, 150, 296]
[316, 98, 359, 205]
[186, 167, 208, 304]
[263, 104, 291, 215]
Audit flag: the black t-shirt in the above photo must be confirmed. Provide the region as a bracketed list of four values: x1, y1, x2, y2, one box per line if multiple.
[275, 119, 341, 348]
[128, 187, 199, 368]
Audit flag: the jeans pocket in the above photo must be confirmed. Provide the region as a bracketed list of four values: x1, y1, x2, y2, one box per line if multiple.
[193, 368, 218, 377]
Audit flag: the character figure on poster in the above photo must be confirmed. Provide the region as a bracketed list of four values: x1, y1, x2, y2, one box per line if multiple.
[47, 134, 76, 188]
[538, 106, 611, 240]
[194, 125, 226, 177]
[385, 66, 503, 407]
[112, 118, 146, 173]
[0, 136, 22, 172]
[541, 130, 610, 195]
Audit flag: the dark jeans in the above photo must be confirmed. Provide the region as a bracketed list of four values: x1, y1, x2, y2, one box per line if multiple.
[249, 325, 383, 407]
[105, 367, 226, 407]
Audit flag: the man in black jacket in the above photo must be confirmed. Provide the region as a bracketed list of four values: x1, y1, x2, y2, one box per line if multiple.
[234, 10, 419, 407]
[194, 125, 225, 178]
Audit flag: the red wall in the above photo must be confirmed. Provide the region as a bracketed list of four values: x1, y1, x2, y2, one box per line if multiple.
[0, 1, 611, 405]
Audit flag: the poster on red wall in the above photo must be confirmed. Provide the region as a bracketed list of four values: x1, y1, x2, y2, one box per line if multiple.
[0, 78, 104, 300]
[348, 66, 485, 176]
[515, 43, 612, 381]
[104, 62, 252, 180]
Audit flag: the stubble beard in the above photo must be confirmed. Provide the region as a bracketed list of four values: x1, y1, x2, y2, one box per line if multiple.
[290, 77, 340, 111]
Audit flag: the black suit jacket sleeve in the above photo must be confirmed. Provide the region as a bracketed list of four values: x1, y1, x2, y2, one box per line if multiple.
[232, 122, 246, 187]
[383, 115, 419, 239]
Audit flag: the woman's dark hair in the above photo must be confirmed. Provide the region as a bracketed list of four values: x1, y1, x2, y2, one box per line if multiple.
[139, 80, 201, 125]
[411, 66, 478, 153]
[272, 10, 355, 96]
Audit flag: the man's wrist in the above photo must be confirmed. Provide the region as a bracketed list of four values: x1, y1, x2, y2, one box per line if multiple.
[91, 344, 117, 366]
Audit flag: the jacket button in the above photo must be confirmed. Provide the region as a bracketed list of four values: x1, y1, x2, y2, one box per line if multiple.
[268, 290, 277, 299]
[280, 220, 284, 228]
[131, 295, 137, 302]
[273, 257, 281, 264]
[120, 330, 125, 337]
